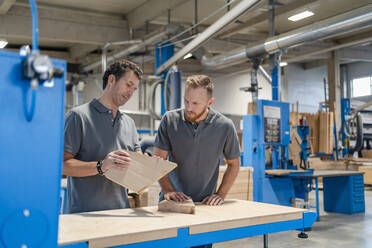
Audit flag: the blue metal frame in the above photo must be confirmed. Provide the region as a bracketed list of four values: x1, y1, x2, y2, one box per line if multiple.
[341, 98, 351, 157]
[155, 42, 174, 115]
[60, 212, 316, 248]
[243, 100, 315, 208]
[0, 50, 66, 248]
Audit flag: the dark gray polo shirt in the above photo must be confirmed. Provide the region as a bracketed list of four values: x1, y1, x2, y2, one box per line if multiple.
[64, 98, 140, 213]
[155, 108, 241, 202]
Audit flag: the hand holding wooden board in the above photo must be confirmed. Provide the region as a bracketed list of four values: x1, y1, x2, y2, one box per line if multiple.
[105, 151, 177, 194]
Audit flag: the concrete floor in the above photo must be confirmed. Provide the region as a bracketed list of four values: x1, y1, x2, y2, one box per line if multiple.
[215, 188, 372, 248]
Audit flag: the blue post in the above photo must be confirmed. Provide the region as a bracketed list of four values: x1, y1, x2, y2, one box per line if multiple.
[271, 66, 279, 101]
[340, 98, 351, 157]
[155, 42, 174, 115]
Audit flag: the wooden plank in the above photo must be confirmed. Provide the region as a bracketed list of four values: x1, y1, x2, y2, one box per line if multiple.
[265, 169, 308, 176]
[358, 166, 372, 184]
[298, 170, 364, 178]
[105, 151, 177, 194]
[362, 150, 372, 158]
[158, 199, 195, 214]
[128, 190, 149, 208]
[58, 200, 306, 247]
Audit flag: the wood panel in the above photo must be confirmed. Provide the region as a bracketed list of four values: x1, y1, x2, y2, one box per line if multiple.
[217, 166, 253, 200]
[58, 200, 306, 248]
[105, 151, 177, 194]
[358, 166, 372, 184]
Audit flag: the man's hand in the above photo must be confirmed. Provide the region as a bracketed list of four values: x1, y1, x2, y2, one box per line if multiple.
[202, 194, 224, 206]
[164, 192, 190, 202]
[102, 150, 131, 172]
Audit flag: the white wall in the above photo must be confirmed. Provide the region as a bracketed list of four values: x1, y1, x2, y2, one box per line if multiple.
[68, 63, 330, 116]
[211, 72, 272, 115]
[285, 63, 327, 113]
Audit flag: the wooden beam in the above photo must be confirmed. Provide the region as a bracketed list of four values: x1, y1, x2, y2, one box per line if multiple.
[0, 5, 129, 45]
[302, 59, 327, 70]
[327, 51, 341, 142]
[0, 0, 15, 14]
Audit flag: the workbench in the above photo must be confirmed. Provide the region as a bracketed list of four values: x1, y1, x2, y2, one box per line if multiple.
[296, 170, 365, 221]
[58, 200, 315, 248]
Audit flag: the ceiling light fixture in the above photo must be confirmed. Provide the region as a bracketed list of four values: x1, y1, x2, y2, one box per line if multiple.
[183, 53, 193, 60]
[280, 62, 288, 67]
[288, 11, 314, 22]
[0, 40, 8, 49]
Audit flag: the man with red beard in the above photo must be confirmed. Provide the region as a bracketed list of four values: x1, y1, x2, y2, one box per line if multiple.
[155, 75, 241, 207]
[63, 60, 143, 213]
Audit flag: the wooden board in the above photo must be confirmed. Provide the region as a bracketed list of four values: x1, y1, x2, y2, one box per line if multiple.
[358, 166, 372, 184]
[298, 170, 364, 178]
[362, 150, 372, 159]
[105, 151, 177, 194]
[158, 199, 195, 214]
[217, 166, 253, 200]
[265, 169, 308, 176]
[58, 200, 306, 248]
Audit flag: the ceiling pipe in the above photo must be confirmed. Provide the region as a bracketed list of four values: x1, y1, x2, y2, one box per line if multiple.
[155, 0, 261, 75]
[201, 4, 372, 69]
[81, 24, 180, 73]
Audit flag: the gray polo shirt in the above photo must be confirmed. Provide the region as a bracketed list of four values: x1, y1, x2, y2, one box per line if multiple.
[155, 108, 241, 202]
[64, 98, 140, 213]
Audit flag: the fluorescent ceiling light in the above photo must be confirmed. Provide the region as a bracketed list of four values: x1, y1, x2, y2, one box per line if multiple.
[183, 53, 193, 60]
[280, 62, 288, 67]
[0, 40, 8, 49]
[288, 11, 314, 22]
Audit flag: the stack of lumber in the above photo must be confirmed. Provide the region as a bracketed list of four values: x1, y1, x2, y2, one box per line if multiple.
[218, 166, 253, 201]
[362, 150, 372, 158]
[289, 111, 334, 165]
[309, 157, 359, 171]
[318, 111, 334, 154]
[128, 190, 149, 208]
[344, 156, 372, 185]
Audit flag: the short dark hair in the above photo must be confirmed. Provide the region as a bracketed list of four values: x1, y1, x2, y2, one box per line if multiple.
[186, 75, 214, 97]
[102, 60, 143, 90]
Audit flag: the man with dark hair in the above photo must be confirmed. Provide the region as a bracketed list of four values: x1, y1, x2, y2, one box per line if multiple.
[63, 59, 143, 213]
[155, 74, 241, 205]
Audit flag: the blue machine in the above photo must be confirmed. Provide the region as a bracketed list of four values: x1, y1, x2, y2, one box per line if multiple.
[0, 1, 66, 247]
[243, 100, 313, 207]
[0, 46, 66, 248]
[297, 119, 310, 170]
[341, 98, 351, 156]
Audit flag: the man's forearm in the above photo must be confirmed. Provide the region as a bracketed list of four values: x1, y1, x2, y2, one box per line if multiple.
[63, 159, 98, 177]
[159, 175, 176, 193]
[216, 159, 240, 199]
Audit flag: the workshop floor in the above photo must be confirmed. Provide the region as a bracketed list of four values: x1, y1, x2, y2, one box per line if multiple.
[214, 188, 372, 248]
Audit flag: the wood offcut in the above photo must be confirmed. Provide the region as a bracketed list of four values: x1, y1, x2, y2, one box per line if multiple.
[158, 199, 196, 214]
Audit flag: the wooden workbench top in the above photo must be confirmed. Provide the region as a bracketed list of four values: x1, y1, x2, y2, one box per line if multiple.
[265, 169, 309, 176]
[58, 200, 306, 248]
[298, 170, 364, 178]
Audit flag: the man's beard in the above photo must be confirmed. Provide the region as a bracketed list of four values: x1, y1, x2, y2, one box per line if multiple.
[185, 108, 208, 122]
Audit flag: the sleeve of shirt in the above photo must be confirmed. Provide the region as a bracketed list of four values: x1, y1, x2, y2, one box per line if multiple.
[64, 111, 82, 155]
[154, 113, 171, 151]
[223, 120, 241, 160]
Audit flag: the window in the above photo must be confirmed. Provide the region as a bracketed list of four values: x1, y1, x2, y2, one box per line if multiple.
[352, 76, 372, 97]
